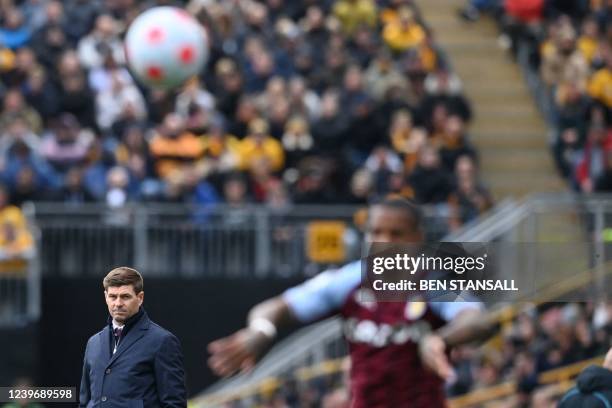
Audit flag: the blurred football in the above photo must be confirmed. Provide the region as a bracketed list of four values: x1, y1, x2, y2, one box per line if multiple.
[124, 6, 208, 89]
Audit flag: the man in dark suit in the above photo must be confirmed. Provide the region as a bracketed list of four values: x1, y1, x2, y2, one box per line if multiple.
[79, 267, 187, 408]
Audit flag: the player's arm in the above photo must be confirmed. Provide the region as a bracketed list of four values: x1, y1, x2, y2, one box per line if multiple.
[207, 296, 295, 377]
[419, 303, 495, 381]
[207, 262, 360, 377]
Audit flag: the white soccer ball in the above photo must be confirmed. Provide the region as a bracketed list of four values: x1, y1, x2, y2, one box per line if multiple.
[124, 6, 208, 89]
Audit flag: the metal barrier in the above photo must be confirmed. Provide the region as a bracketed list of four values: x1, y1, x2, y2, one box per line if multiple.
[31, 202, 453, 277]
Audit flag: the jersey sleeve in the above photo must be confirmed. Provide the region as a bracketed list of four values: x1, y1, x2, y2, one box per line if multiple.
[282, 261, 361, 323]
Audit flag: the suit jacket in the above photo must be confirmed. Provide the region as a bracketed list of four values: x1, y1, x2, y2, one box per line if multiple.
[79, 309, 187, 408]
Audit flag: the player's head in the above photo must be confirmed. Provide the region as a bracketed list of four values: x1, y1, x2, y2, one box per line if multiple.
[103, 266, 144, 323]
[366, 197, 424, 244]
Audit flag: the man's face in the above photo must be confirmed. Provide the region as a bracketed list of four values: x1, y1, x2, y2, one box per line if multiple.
[365, 206, 423, 244]
[105, 285, 143, 323]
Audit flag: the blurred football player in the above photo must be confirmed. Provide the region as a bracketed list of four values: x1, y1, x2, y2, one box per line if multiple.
[208, 198, 493, 407]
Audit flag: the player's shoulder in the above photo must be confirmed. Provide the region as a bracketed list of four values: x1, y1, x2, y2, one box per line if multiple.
[312, 260, 362, 291]
[325, 260, 362, 280]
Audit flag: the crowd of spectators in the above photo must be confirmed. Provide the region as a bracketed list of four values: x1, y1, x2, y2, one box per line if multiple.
[0, 0, 491, 228]
[221, 301, 612, 408]
[459, 0, 612, 195]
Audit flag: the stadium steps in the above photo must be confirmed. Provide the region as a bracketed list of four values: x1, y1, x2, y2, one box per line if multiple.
[416, 0, 565, 198]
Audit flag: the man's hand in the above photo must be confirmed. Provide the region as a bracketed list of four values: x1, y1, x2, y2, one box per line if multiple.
[207, 328, 272, 377]
[418, 334, 456, 381]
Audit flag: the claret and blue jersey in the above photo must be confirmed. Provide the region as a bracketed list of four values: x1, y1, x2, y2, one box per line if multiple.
[283, 260, 482, 408]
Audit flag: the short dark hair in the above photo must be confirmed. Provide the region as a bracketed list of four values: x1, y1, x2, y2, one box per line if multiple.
[370, 196, 423, 231]
[103, 267, 143, 293]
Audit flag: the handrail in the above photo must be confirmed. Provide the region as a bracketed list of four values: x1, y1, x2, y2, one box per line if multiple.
[445, 198, 517, 242]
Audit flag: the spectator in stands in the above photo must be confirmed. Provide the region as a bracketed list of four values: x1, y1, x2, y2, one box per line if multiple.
[88, 51, 130, 94]
[0, 88, 42, 134]
[104, 166, 132, 208]
[344, 95, 382, 167]
[40, 113, 94, 174]
[237, 118, 285, 173]
[577, 16, 600, 65]
[332, 0, 377, 37]
[595, 148, 612, 191]
[95, 68, 146, 133]
[288, 76, 320, 121]
[3, 47, 37, 88]
[0, 115, 40, 164]
[364, 146, 403, 195]
[311, 90, 348, 154]
[559, 347, 612, 407]
[382, 7, 426, 54]
[364, 51, 409, 102]
[58, 167, 95, 204]
[201, 118, 240, 175]
[438, 115, 478, 172]
[0, 8, 31, 50]
[0, 184, 33, 263]
[553, 125, 584, 178]
[345, 167, 374, 204]
[422, 69, 472, 123]
[56, 51, 97, 129]
[588, 47, 612, 110]
[228, 96, 259, 139]
[408, 145, 453, 204]
[248, 157, 281, 203]
[222, 172, 250, 207]
[448, 155, 493, 229]
[22, 66, 60, 120]
[63, 0, 100, 42]
[77, 14, 124, 69]
[540, 24, 589, 89]
[149, 113, 205, 181]
[31, 20, 69, 72]
[211, 58, 243, 120]
[574, 124, 612, 193]
[175, 77, 215, 120]
[281, 115, 315, 171]
[388, 109, 427, 173]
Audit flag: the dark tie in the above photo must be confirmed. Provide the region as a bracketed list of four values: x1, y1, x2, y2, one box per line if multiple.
[114, 327, 123, 340]
[113, 327, 123, 353]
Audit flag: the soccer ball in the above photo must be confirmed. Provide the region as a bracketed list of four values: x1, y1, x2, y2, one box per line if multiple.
[124, 6, 208, 89]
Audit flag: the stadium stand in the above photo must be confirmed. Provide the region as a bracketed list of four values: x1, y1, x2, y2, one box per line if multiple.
[459, 0, 612, 195]
[0, 0, 491, 231]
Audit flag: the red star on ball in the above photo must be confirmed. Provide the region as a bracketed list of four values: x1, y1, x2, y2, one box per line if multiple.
[147, 27, 164, 43]
[147, 66, 164, 80]
[179, 45, 195, 64]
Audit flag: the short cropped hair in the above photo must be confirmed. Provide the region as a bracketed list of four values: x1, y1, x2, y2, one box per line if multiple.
[371, 196, 423, 232]
[103, 267, 143, 294]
